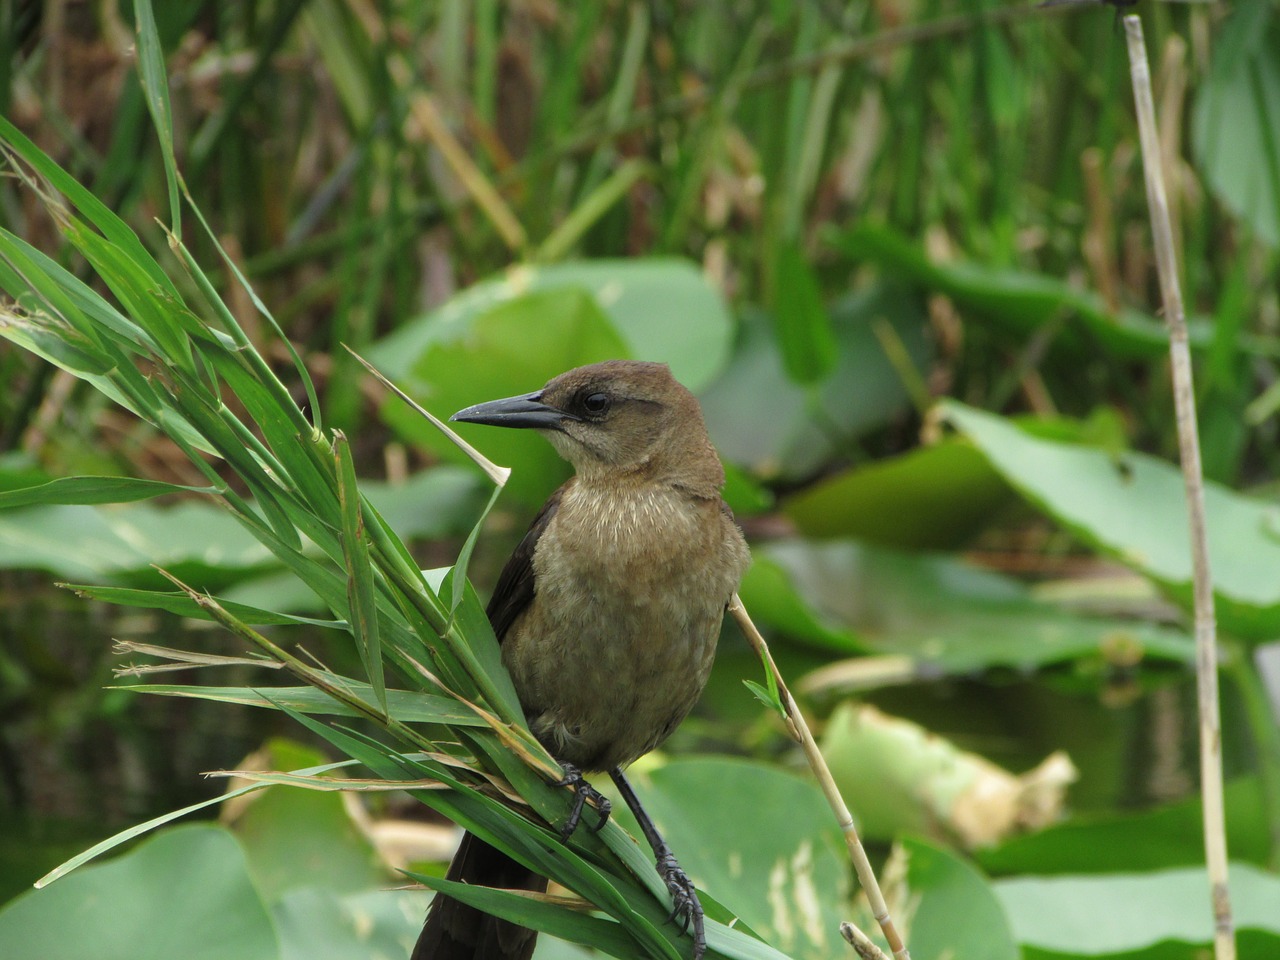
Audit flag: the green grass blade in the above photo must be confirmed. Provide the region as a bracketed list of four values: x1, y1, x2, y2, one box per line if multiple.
[0, 116, 176, 296]
[132, 0, 180, 234]
[335, 431, 385, 711]
[407, 873, 644, 958]
[535, 158, 651, 263]
[0, 476, 217, 508]
[62, 584, 343, 627]
[122, 684, 485, 726]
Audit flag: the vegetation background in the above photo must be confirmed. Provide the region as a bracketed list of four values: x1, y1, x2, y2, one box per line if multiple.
[1, 0, 1279, 958]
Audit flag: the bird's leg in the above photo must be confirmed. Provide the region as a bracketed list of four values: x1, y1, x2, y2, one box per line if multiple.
[610, 768, 706, 960]
[556, 762, 612, 839]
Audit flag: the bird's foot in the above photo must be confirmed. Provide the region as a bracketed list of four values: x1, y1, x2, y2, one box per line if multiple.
[556, 763, 612, 839]
[657, 851, 706, 960]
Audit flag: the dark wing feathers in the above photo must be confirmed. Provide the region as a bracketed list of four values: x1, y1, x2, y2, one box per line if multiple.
[484, 480, 570, 642]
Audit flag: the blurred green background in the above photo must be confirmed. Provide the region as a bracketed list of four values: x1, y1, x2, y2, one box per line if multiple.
[2, 0, 1279, 958]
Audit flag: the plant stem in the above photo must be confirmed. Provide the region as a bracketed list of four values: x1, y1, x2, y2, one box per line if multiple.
[1123, 16, 1234, 960]
[729, 595, 901, 960]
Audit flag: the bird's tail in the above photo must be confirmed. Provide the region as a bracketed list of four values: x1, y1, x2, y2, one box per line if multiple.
[412, 830, 547, 960]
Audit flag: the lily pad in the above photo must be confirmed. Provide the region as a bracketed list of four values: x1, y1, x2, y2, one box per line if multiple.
[996, 864, 1280, 958]
[0, 824, 276, 960]
[376, 286, 626, 507]
[614, 757, 848, 960]
[740, 539, 1193, 672]
[784, 439, 1015, 549]
[942, 400, 1280, 642]
[366, 257, 734, 389]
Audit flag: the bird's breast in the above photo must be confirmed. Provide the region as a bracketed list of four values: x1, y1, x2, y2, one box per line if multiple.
[503, 481, 748, 771]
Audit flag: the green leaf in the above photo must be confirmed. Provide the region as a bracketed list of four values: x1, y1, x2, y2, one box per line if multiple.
[0, 825, 276, 960]
[122, 684, 487, 726]
[272, 888, 435, 960]
[897, 837, 1019, 960]
[771, 241, 837, 384]
[699, 288, 929, 481]
[231, 739, 386, 899]
[367, 258, 734, 392]
[977, 777, 1272, 876]
[334, 433, 384, 711]
[408, 873, 644, 958]
[942, 400, 1280, 642]
[995, 863, 1280, 957]
[0, 501, 275, 588]
[783, 440, 1014, 549]
[611, 758, 847, 960]
[451, 484, 504, 616]
[0, 475, 217, 508]
[379, 286, 626, 506]
[0, 114, 177, 296]
[133, 0, 181, 232]
[742, 679, 785, 720]
[830, 223, 1232, 360]
[741, 539, 1193, 671]
[1192, 3, 1280, 249]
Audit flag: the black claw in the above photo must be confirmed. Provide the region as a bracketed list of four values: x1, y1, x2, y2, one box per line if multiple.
[555, 763, 612, 840]
[657, 851, 705, 959]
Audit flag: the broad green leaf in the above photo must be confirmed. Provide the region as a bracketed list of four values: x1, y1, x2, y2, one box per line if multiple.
[742, 539, 1193, 671]
[995, 864, 1280, 957]
[367, 258, 734, 392]
[699, 288, 929, 481]
[230, 739, 387, 899]
[0, 501, 274, 588]
[0, 824, 276, 960]
[978, 777, 1272, 876]
[942, 401, 1280, 642]
[122, 684, 486, 726]
[783, 440, 1014, 549]
[1192, 3, 1280, 249]
[896, 837, 1019, 960]
[611, 757, 847, 960]
[0, 467, 481, 586]
[272, 888, 434, 960]
[380, 286, 626, 506]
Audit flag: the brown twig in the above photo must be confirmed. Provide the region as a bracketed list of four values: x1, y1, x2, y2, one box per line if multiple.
[1122, 15, 1234, 960]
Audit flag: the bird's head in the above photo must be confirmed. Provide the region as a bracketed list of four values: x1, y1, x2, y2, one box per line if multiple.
[450, 360, 723, 490]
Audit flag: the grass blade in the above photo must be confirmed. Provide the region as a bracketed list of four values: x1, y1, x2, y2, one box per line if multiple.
[335, 431, 385, 711]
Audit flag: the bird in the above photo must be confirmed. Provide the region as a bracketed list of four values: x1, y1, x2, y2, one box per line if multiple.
[413, 359, 751, 960]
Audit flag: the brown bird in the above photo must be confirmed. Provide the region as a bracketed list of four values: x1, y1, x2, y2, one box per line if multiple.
[413, 360, 751, 960]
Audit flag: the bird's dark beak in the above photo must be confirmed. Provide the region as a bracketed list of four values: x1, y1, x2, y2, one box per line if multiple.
[450, 391, 573, 430]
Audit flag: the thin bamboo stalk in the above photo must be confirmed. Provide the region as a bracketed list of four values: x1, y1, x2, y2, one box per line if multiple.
[1122, 16, 1235, 960]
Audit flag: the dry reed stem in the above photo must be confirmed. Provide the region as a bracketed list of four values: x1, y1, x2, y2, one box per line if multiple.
[1122, 16, 1235, 960]
[728, 595, 902, 960]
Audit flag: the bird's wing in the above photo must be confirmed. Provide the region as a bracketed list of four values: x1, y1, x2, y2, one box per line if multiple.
[485, 479, 571, 642]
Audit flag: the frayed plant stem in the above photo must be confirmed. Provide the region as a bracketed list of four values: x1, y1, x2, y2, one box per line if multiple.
[729, 595, 902, 960]
[1123, 16, 1234, 960]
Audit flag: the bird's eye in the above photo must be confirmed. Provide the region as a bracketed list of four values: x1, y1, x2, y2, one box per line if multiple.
[581, 392, 611, 415]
